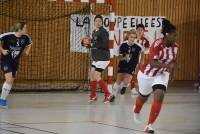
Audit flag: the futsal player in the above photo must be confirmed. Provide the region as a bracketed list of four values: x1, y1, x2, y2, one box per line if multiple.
[0, 21, 32, 108]
[133, 19, 178, 133]
[130, 24, 150, 95]
[111, 30, 145, 101]
[82, 15, 113, 104]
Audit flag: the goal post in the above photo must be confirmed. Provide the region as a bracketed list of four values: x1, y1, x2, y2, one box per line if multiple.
[50, 0, 116, 92]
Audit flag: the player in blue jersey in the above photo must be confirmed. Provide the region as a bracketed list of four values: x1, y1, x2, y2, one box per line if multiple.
[111, 30, 145, 101]
[0, 21, 32, 108]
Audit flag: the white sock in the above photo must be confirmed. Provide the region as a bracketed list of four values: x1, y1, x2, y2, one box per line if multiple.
[112, 82, 121, 96]
[1, 82, 12, 100]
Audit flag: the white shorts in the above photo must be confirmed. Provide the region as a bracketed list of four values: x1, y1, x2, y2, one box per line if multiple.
[137, 71, 170, 96]
[91, 61, 110, 70]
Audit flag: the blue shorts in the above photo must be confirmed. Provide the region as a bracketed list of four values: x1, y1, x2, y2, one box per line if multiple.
[1, 60, 18, 78]
[117, 62, 137, 75]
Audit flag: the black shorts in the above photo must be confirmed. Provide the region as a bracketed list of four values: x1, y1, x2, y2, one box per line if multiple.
[1, 60, 18, 78]
[117, 62, 137, 75]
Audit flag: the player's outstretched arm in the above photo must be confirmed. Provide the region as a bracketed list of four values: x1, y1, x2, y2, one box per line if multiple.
[0, 41, 9, 55]
[0, 41, 3, 53]
[24, 45, 32, 55]
[151, 59, 169, 69]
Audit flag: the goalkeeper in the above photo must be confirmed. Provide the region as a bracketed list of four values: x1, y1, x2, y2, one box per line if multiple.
[82, 15, 114, 104]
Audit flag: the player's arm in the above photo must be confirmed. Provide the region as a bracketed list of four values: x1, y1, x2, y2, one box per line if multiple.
[168, 59, 177, 82]
[119, 44, 127, 61]
[135, 51, 145, 74]
[0, 40, 9, 55]
[150, 57, 175, 71]
[141, 39, 150, 65]
[119, 44, 129, 61]
[139, 51, 145, 66]
[0, 41, 3, 53]
[150, 59, 171, 69]
[24, 36, 32, 55]
[24, 45, 31, 55]
[119, 54, 129, 61]
[134, 40, 147, 73]
[149, 43, 172, 69]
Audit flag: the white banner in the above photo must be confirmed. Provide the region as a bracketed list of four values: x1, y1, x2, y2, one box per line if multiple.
[70, 15, 165, 55]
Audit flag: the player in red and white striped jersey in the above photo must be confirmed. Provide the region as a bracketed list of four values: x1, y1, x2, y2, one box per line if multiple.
[130, 24, 150, 95]
[133, 19, 178, 133]
[140, 38, 178, 77]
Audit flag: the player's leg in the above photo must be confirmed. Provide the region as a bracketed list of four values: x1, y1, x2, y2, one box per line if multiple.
[112, 73, 123, 97]
[0, 73, 15, 108]
[133, 93, 149, 124]
[120, 65, 135, 95]
[110, 73, 125, 102]
[0, 62, 16, 108]
[130, 63, 139, 94]
[120, 73, 132, 95]
[88, 64, 98, 103]
[144, 87, 165, 133]
[133, 71, 153, 124]
[130, 73, 138, 94]
[117, 63, 126, 95]
[144, 72, 169, 133]
[93, 61, 113, 103]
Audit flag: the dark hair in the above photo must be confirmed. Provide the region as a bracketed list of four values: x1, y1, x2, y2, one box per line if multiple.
[11, 21, 26, 32]
[136, 24, 145, 30]
[162, 19, 176, 36]
[94, 14, 103, 22]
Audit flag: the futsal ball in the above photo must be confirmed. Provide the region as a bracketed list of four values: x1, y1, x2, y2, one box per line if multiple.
[82, 36, 91, 48]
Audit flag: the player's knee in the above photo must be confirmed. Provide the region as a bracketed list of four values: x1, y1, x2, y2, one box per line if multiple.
[89, 71, 93, 78]
[89, 74, 94, 81]
[5, 79, 14, 85]
[90, 75, 96, 81]
[126, 78, 132, 85]
[154, 94, 164, 102]
[94, 71, 101, 81]
[153, 89, 165, 102]
[95, 75, 101, 81]
[138, 93, 149, 103]
[89, 71, 96, 81]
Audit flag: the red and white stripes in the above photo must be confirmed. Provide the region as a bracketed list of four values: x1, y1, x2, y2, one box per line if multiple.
[141, 39, 178, 77]
[107, 0, 115, 92]
[50, 0, 116, 92]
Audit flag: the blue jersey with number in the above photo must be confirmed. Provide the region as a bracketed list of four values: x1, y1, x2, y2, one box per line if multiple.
[119, 42, 144, 66]
[0, 32, 32, 64]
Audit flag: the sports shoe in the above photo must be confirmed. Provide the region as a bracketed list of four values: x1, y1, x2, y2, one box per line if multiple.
[144, 124, 155, 133]
[131, 88, 138, 95]
[0, 99, 8, 109]
[103, 94, 114, 104]
[88, 96, 97, 103]
[109, 95, 115, 102]
[120, 87, 127, 95]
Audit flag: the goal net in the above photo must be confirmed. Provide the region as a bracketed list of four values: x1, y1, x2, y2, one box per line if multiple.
[0, 0, 111, 91]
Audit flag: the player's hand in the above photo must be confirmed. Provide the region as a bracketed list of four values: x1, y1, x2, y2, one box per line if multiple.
[2, 49, 9, 55]
[135, 64, 142, 74]
[125, 54, 131, 62]
[166, 63, 175, 73]
[121, 55, 129, 61]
